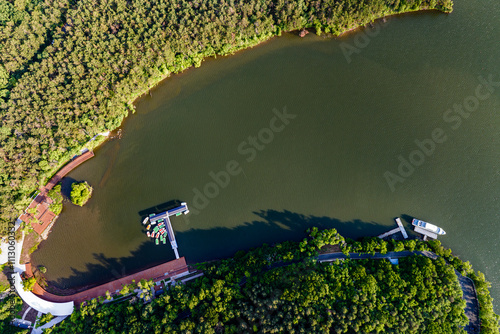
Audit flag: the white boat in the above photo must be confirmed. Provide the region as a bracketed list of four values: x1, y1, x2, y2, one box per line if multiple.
[142, 217, 149, 225]
[412, 219, 446, 235]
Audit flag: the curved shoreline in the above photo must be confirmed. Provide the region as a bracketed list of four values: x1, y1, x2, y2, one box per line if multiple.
[16, 7, 454, 235]
[22, 249, 480, 333]
[22, 6, 455, 293]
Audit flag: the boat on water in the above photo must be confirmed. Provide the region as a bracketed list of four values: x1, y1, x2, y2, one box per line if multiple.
[412, 219, 446, 235]
[142, 217, 149, 225]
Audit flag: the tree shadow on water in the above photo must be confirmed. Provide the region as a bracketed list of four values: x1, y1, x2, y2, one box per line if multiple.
[175, 209, 391, 263]
[47, 209, 394, 292]
[49, 240, 177, 292]
[137, 200, 184, 220]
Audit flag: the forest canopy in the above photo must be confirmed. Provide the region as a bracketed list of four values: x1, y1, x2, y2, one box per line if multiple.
[42, 228, 482, 334]
[0, 0, 453, 233]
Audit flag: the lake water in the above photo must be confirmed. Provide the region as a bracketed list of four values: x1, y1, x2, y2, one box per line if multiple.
[32, 0, 500, 309]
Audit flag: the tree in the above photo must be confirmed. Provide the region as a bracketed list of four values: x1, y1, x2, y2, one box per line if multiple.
[70, 181, 93, 206]
[22, 277, 36, 291]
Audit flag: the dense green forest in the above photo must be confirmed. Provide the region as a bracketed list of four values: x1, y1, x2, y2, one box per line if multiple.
[0, 0, 453, 232]
[0, 294, 27, 334]
[29, 228, 495, 334]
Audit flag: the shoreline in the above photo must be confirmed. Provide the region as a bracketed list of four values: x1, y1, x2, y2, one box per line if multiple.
[20, 228, 496, 334]
[20, 7, 454, 292]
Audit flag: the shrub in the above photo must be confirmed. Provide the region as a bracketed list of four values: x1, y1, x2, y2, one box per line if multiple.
[47, 184, 63, 215]
[22, 277, 36, 291]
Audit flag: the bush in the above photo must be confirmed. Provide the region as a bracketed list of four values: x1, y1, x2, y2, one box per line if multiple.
[70, 182, 93, 207]
[22, 277, 36, 292]
[47, 184, 63, 215]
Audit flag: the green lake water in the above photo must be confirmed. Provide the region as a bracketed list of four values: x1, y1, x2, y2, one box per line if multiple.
[32, 0, 500, 309]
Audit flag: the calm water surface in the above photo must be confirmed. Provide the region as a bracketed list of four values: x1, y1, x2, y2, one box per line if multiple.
[32, 0, 500, 309]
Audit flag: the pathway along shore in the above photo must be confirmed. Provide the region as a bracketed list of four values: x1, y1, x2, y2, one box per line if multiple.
[24, 258, 189, 306]
[19, 150, 95, 235]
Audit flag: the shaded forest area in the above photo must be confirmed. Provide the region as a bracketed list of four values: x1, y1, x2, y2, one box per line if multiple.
[42, 228, 498, 334]
[0, 0, 453, 232]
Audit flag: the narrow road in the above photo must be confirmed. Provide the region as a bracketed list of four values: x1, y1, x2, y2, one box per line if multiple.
[316, 250, 479, 334]
[317, 250, 438, 262]
[456, 272, 481, 334]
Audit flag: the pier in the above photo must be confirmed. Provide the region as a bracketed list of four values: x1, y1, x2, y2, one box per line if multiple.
[395, 218, 408, 239]
[377, 218, 408, 239]
[148, 203, 189, 259]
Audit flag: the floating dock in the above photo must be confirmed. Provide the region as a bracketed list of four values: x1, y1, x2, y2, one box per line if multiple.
[413, 226, 437, 241]
[148, 202, 189, 259]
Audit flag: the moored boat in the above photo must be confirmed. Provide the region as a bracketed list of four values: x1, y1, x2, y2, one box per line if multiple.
[412, 219, 446, 235]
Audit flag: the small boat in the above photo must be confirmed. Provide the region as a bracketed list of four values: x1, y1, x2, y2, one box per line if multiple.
[184, 210, 189, 214]
[146, 224, 151, 230]
[162, 238, 167, 244]
[147, 232, 150, 237]
[149, 213, 156, 218]
[155, 239, 159, 245]
[412, 219, 446, 235]
[142, 217, 149, 225]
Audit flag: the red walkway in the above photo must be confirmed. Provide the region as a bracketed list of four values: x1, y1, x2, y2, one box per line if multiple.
[20, 151, 95, 235]
[26, 257, 189, 306]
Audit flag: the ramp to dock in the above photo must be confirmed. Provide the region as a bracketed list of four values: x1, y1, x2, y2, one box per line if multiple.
[395, 218, 408, 239]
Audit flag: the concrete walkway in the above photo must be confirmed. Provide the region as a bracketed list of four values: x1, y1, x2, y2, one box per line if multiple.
[32, 316, 68, 334]
[5, 232, 75, 316]
[0, 232, 24, 269]
[13, 272, 74, 316]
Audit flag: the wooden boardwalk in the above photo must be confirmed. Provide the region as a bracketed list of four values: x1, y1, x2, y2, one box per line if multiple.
[20, 151, 94, 235]
[26, 257, 189, 306]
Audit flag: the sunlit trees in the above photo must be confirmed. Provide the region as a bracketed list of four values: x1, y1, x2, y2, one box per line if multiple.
[0, 0, 454, 234]
[70, 181, 92, 206]
[43, 228, 490, 334]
